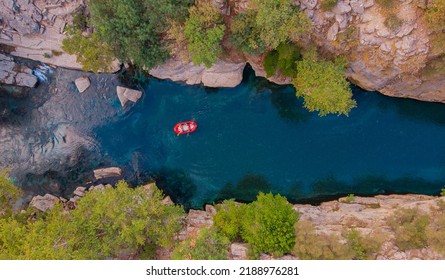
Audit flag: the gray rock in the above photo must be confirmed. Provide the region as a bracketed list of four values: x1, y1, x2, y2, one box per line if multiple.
[150, 58, 246, 88]
[73, 186, 86, 197]
[93, 167, 122, 180]
[230, 243, 248, 260]
[327, 22, 339, 41]
[74, 76, 90, 93]
[29, 194, 59, 212]
[161, 196, 174, 205]
[0, 53, 37, 87]
[201, 61, 246, 88]
[396, 24, 415, 38]
[350, 0, 365, 14]
[363, 0, 375, 8]
[380, 42, 392, 53]
[333, 1, 352, 15]
[300, 0, 318, 9]
[116, 86, 143, 107]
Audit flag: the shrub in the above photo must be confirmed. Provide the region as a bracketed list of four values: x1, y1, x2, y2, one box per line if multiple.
[321, 0, 338, 11]
[292, 220, 354, 259]
[171, 227, 230, 260]
[264, 50, 279, 77]
[376, 0, 395, 9]
[241, 192, 298, 257]
[388, 208, 430, 251]
[276, 42, 302, 77]
[230, 11, 266, 55]
[184, 1, 225, 67]
[62, 26, 115, 73]
[426, 213, 445, 255]
[343, 228, 384, 260]
[213, 200, 244, 240]
[293, 49, 356, 116]
[384, 14, 403, 32]
[0, 169, 23, 215]
[425, 0, 445, 32]
[252, 0, 312, 49]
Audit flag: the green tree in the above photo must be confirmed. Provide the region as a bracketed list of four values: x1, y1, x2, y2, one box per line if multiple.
[88, 0, 192, 69]
[171, 227, 230, 260]
[0, 169, 22, 216]
[343, 228, 384, 260]
[263, 50, 279, 77]
[252, 0, 311, 49]
[0, 181, 185, 259]
[184, 1, 225, 67]
[229, 11, 266, 55]
[71, 181, 185, 259]
[241, 192, 298, 257]
[293, 49, 356, 116]
[62, 26, 115, 73]
[213, 200, 244, 240]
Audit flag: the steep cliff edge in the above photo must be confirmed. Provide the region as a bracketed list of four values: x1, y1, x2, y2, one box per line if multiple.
[2, 0, 445, 102]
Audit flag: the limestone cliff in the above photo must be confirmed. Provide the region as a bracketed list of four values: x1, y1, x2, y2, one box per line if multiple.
[2, 0, 445, 102]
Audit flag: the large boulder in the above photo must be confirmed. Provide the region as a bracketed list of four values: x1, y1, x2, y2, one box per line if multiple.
[93, 167, 123, 180]
[116, 86, 143, 107]
[74, 76, 91, 93]
[29, 194, 60, 212]
[149, 58, 246, 88]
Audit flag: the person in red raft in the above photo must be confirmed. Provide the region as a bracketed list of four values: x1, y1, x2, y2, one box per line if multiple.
[174, 120, 197, 135]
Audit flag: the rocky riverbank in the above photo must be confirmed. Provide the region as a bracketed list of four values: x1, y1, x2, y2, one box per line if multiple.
[27, 176, 445, 260]
[2, 0, 445, 102]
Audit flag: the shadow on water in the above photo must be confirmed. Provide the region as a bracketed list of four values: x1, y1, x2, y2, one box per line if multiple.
[287, 174, 443, 205]
[218, 173, 275, 202]
[151, 167, 198, 209]
[354, 86, 445, 125]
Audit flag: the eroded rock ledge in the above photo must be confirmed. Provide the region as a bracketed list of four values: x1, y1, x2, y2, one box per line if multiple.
[0, 53, 37, 87]
[30, 183, 445, 260]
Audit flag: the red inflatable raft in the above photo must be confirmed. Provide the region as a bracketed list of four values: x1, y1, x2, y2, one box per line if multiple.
[174, 120, 197, 135]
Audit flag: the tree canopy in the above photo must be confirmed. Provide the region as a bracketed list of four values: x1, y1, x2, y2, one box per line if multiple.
[293, 50, 356, 116]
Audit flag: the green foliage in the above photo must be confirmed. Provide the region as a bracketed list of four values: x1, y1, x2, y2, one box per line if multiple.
[171, 227, 230, 260]
[276, 42, 302, 77]
[321, 0, 338, 11]
[213, 200, 244, 240]
[230, 11, 266, 55]
[0, 181, 185, 259]
[388, 208, 430, 251]
[292, 220, 354, 259]
[71, 181, 185, 258]
[293, 49, 356, 116]
[62, 26, 115, 73]
[72, 7, 88, 31]
[264, 50, 279, 77]
[241, 192, 298, 257]
[0, 169, 23, 215]
[342, 194, 355, 203]
[425, 0, 445, 32]
[88, 0, 192, 69]
[343, 228, 383, 260]
[184, 1, 225, 67]
[441, 188, 445, 196]
[384, 14, 403, 32]
[252, 0, 312, 49]
[263, 42, 302, 77]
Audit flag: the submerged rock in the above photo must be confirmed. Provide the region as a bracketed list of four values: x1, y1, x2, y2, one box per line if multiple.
[74, 76, 91, 93]
[116, 86, 143, 107]
[93, 167, 122, 180]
